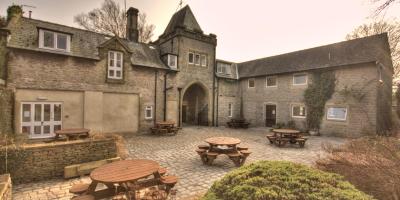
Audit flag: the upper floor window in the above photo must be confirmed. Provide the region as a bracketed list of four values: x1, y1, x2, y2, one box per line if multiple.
[39, 29, 71, 52]
[266, 76, 277, 87]
[188, 52, 194, 64]
[292, 104, 306, 118]
[168, 54, 177, 69]
[145, 106, 153, 119]
[293, 74, 308, 85]
[201, 55, 207, 67]
[194, 54, 201, 65]
[217, 63, 231, 74]
[248, 78, 255, 88]
[108, 51, 123, 79]
[327, 107, 347, 121]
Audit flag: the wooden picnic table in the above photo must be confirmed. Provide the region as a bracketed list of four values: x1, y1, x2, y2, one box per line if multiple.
[151, 121, 179, 135]
[267, 129, 307, 147]
[197, 137, 251, 166]
[55, 128, 90, 140]
[88, 159, 161, 199]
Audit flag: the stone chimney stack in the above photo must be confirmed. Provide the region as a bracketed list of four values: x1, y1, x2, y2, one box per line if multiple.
[126, 7, 139, 42]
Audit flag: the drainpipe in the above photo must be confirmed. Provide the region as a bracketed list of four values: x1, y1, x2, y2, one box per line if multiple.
[212, 46, 216, 126]
[178, 87, 182, 127]
[163, 72, 167, 121]
[216, 77, 219, 126]
[154, 70, 158, 125]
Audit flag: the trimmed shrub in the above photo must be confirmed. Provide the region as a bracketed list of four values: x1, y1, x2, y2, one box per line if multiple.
[202, 161, 373, 200]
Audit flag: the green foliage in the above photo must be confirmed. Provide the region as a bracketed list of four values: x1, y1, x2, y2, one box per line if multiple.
[272, 122, 285, 129]
[202, 161, 373, 200]
[7, 5, 23, 21]
[304, 71, 336, 130]
[338, 85, 366, 102]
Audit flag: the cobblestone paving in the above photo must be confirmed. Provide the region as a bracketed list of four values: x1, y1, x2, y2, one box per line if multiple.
[13, 126, 346, 200]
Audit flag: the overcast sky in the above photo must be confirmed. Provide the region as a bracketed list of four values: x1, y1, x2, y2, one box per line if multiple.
[1, 0, 400, 62]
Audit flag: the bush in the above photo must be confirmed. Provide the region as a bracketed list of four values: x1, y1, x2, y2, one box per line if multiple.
[316, 137, 400, 200]
[203, 161, 372, 200]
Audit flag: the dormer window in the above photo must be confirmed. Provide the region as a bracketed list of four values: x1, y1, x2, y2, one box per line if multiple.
[168, 54, 177, 69]
[108, 51, 123, 79]
[39, 29, 70, 52]
[217, 63, 231, 74]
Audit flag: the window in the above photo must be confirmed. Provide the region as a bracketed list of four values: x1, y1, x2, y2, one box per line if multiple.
[168, 54, 177, 69]
[108, 51, 123, 79]
[39, 29, 70, 51]
[248, 78, 255, 88]
[228, 103, 233, 117]
[145, 106, 153, 119]
[292, 104, 306, 118]
[188, 52, 194, 64]
[327, 107, 347, 121]
[266, 76, 277, 87]
[195, 54, 201, 65]
[293, 74, 308, 85]
[201, 55, 207, 67]
[217, 63, 231, 74]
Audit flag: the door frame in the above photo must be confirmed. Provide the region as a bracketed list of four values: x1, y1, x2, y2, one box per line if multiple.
[20, 101, 63, 139]
[264, 102, 277, 127]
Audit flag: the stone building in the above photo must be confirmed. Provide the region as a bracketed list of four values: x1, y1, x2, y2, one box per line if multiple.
[0, 5, 393, 138]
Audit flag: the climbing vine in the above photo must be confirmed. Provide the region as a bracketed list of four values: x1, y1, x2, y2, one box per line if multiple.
[304, 71, 336, 131]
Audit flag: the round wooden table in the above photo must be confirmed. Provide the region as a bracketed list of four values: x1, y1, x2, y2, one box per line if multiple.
[272, 129, 300, 136]
[91, 159, 160, 184]
[205, 137, 241, 146]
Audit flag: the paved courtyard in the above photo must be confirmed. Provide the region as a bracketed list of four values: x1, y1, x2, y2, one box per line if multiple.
[13, 126, 346, 200]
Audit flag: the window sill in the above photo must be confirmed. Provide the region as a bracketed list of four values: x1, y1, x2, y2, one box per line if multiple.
[292, 116, 306, 119]
[106, 79, 125, 84]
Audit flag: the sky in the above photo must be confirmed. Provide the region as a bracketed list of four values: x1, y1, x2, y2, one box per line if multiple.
[1, 0, 400, 62]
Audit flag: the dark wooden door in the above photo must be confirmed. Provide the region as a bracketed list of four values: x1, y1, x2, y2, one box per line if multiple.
[182, 105, 187, 123]
[265, 105, 276, 127]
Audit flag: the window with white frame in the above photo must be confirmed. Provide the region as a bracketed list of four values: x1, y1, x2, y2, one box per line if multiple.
[217, 62, 231, 74]
[168, 54, 177, 69]
[201, 54, 207, 67]
[228, 103, 233, 117]
[266, 76, 277, 87]
[248, 78, 255, 88]
[292, 104, 306, 118]
[188, 52, 194, 64]
[39, 29, 71, 52]
[293, 74, 308, 85]
[108, 51, 123, 79]
[145, 106, 153, 119]
[327, 107, 347, 121]
[194, 54, 201, 65]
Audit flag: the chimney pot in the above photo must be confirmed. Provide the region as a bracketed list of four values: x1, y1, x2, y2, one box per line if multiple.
[126, 7, 139, 42]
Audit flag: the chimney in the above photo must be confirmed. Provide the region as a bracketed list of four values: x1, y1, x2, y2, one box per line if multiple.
[126, 7, 139, 42]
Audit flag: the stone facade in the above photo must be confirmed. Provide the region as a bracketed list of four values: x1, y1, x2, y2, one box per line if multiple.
[0, 138, 117, 183]
[0, 5, 393, 138]
[0, 174, 11, 200]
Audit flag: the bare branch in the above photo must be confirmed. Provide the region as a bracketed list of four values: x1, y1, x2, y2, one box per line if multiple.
[371, 0, 397, 16]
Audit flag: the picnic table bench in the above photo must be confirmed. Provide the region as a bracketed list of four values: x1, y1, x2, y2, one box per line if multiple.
[195, 137, 252, 167]
[227, 119, 250, 129]
[70, 159, 178, 200]
[55, 128, 90, 140]
[266, 129, 308, 148]
[150, 121, 180, 135]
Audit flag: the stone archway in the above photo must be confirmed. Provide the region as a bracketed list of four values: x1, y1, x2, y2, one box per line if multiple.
[182, 82, 209, 126]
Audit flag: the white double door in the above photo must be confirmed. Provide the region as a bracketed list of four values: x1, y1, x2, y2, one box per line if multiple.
[21, 102, 62, 138]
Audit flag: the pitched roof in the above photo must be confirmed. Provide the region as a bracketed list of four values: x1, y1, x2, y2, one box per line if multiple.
[237, 33, 392, 78]
[6, 17, 169, 69]
[162, 5, 203, 36]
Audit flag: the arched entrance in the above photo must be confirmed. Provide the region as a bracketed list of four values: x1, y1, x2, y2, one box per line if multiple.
[182, 82, 209, 126]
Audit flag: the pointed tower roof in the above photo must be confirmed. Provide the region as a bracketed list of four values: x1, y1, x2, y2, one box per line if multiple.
[162, 5, 203, 36]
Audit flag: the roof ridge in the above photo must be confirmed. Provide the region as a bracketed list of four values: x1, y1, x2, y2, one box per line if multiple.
[238, 33, 388, 65]
[22, 17, 113, 37]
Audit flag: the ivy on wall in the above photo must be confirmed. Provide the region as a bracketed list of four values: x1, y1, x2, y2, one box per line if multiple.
[304, 71, 336, 130]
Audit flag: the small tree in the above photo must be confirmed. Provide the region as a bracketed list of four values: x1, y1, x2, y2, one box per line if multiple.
[346, 20, 400, 78]
[74, 0, 155, 43]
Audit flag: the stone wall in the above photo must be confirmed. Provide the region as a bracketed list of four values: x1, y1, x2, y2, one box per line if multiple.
[0, 138, 117, 183]
[217, 78, 240, 126]
[0, 174, 11, 200]
[0, 88, 13, 135]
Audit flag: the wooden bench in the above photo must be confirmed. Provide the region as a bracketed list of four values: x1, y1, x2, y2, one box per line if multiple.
[276, 137, 290, 147]
[206, 152, 219, 165]
[227, 119, 250, 129]
[295, 137, 308, 148]
[227, 152, 242, 166]
[160, 175, 179, 193]
[237, 146, 249, 151]
[69, 183, 90, 195]
[198, 144, 210, 150]
[158, 167, 167, 176]
[266, 135, 277, 144]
